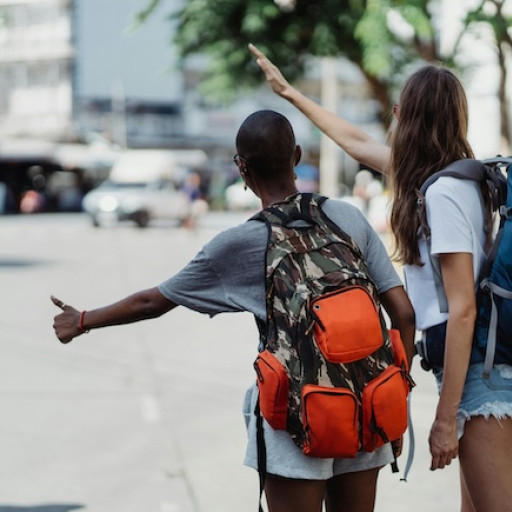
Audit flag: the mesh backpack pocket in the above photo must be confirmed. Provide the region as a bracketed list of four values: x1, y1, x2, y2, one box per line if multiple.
[301, 384, 360, 458]
[312, 286, 384, 363]
[361, 365, 408, 452]
[254, 350, 289, 430]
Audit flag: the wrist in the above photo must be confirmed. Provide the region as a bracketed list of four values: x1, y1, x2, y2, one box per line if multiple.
[435, 403, 458, 422]
[78, 310, 90, 334]
[282, 85, 298, 102]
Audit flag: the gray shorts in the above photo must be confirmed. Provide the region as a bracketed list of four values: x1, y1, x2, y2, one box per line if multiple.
[434, 362, 512, 438]
[242, 384, 394, 480]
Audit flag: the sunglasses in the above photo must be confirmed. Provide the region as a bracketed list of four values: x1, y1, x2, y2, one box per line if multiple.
[233, 154, 249, 167]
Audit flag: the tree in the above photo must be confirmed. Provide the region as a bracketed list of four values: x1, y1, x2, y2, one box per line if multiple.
[458, 0, 512, 152]
[136, 0, 512, 149]
[135, 0, 446, 128]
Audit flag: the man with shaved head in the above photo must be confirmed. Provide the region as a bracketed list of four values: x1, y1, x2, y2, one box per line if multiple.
[52, 110, 414, 512]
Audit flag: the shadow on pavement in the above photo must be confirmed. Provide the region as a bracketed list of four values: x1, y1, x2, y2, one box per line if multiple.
[0, 258, 51, 268]
[0, 505, 84, 512]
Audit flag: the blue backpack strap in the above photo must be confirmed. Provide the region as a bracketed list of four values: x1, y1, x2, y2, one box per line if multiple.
[479, 161, 512, 377]
[400, 394, 415, 482]
[481, 280, 512, 378]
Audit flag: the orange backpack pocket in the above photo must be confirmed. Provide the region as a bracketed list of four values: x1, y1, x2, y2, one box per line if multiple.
[388, 329, 415, 395]
[312, 286, 384, 363]
[301, 384, 360, 458]
[361, 365, 408, 452]
[388, 328, 409, 371]
[254, 350, 289, 430]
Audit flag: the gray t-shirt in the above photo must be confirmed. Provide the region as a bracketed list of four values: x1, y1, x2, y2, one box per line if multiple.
[158, 198, 402, 317]
[158, 197, 402, 478]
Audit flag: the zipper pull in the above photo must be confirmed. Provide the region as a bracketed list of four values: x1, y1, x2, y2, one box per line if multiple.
[305, 319, 315, 336]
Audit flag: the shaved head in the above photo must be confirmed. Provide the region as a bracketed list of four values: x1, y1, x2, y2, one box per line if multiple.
[236, 110, 297, 180]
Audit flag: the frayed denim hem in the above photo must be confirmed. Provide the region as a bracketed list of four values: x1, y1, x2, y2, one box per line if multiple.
[457, 403, 512, 439]
[457, 364, 512, 438]
[435, 363, 512, 439]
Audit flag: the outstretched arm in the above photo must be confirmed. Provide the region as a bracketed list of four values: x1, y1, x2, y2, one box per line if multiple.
[51, 288, 177, 344]
[249, 43, 391, 173]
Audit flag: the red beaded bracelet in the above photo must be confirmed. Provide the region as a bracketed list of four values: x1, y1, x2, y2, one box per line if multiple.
[79, 310, 90, 334]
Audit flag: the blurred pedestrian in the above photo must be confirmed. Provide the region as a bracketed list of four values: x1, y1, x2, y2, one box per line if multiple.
[52, 109, 414, 512]
[181, 171, 208, 229]
[249, 43, 512, 511]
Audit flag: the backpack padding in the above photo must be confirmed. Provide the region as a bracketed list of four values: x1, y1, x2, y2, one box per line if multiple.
[419, 159, 485, 196]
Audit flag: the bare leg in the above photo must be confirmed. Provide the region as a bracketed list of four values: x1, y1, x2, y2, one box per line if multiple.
[325, 467, 380, 512]
[459, 416, 512, 512]
[460, 465, 476, 512]
[264, 473, 325, 512]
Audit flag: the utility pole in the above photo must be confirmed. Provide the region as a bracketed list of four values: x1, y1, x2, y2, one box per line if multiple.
[111, 80, 127, 148]
[319, 57, 340, 196]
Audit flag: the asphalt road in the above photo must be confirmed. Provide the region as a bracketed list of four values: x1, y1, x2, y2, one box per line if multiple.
[0, 212, 460, 512]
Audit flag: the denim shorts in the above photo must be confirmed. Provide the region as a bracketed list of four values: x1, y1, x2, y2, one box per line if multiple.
[433, 362, 512, 438]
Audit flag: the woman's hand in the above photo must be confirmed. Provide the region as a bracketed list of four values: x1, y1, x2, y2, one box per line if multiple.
[249, 44, 292, 98]
[429, 415, 459, 470]
[51, 295, 82, 344]
[249, 43, 391, 172]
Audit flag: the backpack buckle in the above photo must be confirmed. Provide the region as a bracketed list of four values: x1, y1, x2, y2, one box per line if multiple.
[480, 277, 490, 293]
[499, 205, 512, 219]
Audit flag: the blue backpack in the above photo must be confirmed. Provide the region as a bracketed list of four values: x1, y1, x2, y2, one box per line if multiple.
[419, 157, 512, 378]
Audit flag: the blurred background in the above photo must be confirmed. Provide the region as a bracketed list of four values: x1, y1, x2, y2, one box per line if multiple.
[0, 2, 511, 511]
[0, 0, 510, 229]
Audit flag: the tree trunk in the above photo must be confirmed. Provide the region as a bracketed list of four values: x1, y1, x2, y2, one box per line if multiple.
[497, 43, 511, 154]
[361, 71, 393, 130]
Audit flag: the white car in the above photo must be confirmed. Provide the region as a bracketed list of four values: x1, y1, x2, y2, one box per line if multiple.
[82, 148, 208, 227]
[82, 178, 190, 227]
[225, 179, 260, 211]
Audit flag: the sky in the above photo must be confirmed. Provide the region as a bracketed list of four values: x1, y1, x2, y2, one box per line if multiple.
[75, 0, 182, 102]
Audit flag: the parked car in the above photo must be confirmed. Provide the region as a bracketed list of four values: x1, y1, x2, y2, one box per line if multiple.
[224, 178, 260, 211]
[82, 149, 201, 227]
[82, 178, 190, 227]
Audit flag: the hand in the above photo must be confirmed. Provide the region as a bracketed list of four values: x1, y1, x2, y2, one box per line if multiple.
[248, 43, 292, 97]
[51, 295, 82, 344]
[391, 436, 403, 458]
[429, 416, 459, 470]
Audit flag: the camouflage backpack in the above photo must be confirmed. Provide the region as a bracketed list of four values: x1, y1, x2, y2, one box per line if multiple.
[252, 193, 412, 460]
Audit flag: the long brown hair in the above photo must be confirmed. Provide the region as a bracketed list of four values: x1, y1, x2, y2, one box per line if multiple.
[389, 65, 476, 265]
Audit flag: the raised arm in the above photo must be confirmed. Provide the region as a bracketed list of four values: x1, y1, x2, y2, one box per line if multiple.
[51, 288, 177, 344]
[249, 44, 391, 173]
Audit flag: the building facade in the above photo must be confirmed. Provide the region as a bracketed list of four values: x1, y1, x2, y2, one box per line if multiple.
[0, 0, 73, 139]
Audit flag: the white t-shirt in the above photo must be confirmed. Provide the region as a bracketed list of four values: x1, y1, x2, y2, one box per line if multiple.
[404, 176, 488, 331]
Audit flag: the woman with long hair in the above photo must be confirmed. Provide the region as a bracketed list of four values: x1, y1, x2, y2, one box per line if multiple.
[249, 44, 512, 511]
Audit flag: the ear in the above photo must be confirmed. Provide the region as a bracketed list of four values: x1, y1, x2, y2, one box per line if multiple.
[239, 158, 249, 173]
[294, 145, 302, 166]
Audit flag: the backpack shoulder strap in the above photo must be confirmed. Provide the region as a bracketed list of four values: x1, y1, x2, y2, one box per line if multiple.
[419, 159, 486, 314]
[420, 158, 509, 314]
[419, 159, 485, 196]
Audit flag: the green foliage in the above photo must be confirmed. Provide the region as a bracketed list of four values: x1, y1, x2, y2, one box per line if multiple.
[355, 0, 393, 77]
[462, 0, 512, 46]
[136, 0, 443, 106]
